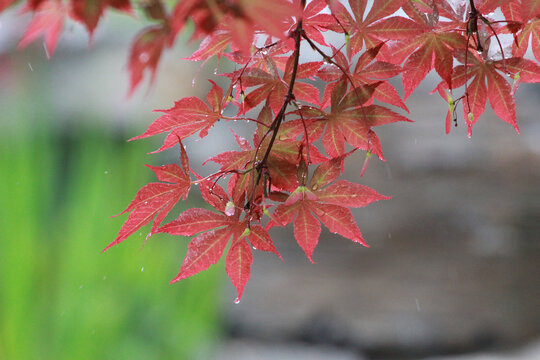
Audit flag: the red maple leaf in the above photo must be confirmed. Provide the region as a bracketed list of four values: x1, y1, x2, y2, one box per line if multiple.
[157, 180, 280, 302]
[69, 0, 131, 35]
[226, 58, 321, 113]
[18, 0, 66, 57]
[326, 0, 425, 56]
[512, 0, 540, 62]
[104, 144, 191, 251]
[0, 0, 16, 12]
[437, 53, 540, 134]
[130, 80, 223, 143]
[173, 0, 299, 55]
[268, 157, 389, 262]
[295, 79, 411, 159]
[318, 43, 407, 111]
[127, 25, 172, 96]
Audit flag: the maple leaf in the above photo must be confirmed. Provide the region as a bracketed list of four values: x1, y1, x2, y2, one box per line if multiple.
[127, 25, 171, 96]
[296, 79, 411, 159]
[0, 0, 16, 12]
[173, 0, 298, 55]
[269, 158, 389, 262]
[207, 131, 302, 193]
[281, 0, 336, 47]
[185, 29, 232, 61]
[157, 180, 280, 302]
[18, 0, 66, 57]
[130, 80, 222, 143]
[326, 0, 425, 56]
[69, 0, 131, 35]
[227, 58, 321, 113]
[437, 53, 540, 134]
[378, 3, 466, 99]
[319, 43, 407, 111]
[105, 146, 191, 251]
[512, 1, 540, 62]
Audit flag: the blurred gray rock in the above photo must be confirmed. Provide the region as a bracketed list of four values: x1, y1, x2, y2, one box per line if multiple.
[211, 339, 363, 360]
[221, 76, 540, 358]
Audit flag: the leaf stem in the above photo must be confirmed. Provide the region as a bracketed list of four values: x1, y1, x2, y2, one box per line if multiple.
[248, 0, 305, 208]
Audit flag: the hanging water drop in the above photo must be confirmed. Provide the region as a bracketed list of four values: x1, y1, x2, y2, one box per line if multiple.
[138, 52, 150, 63]
[233, 298, 240, 304]
[225, 201, 235, 216]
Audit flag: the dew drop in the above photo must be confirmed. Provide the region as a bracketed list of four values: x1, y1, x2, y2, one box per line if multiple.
[104, 170, 109, 175]
[139, 52, 150, 63]
[144, 201, 148, 205]
[213, 67, 218, 75]
[192, 78, 196, 87]
[261, 49, 268, 55]
[233, 298, 241, 304]
[141, 267, 144, 272]
[103, 276, 107, 280]
[225, 201, 235, 216]
[79, 285, 83, 290]
[252, 246, 257, 250]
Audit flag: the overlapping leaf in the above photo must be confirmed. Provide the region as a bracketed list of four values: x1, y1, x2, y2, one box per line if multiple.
[269, 158, 390, 261]
[157, 181, 280, 302]
[105, 147, 191, 251]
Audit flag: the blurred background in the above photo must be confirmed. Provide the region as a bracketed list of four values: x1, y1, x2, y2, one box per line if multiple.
[1, 5, 539, 360]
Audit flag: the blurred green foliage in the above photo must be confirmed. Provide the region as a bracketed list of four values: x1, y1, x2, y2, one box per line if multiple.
[0, 102, 221, 359]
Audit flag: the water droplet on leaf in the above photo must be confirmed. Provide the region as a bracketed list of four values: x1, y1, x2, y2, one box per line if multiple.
[139, 52, 150, 63]
[225, 201, 235, 216]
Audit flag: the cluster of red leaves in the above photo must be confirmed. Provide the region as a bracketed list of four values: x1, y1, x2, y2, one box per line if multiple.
[4, 0, 539, 302]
